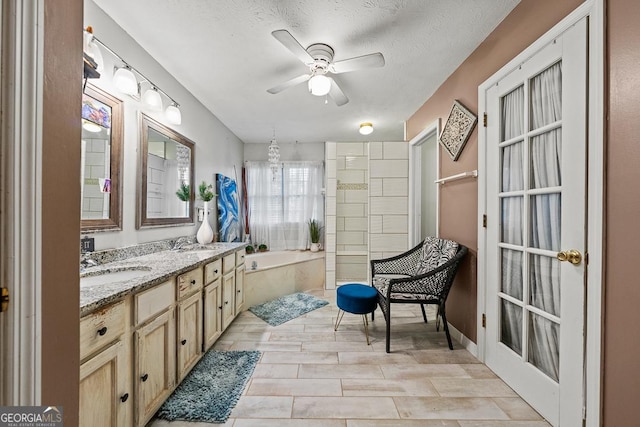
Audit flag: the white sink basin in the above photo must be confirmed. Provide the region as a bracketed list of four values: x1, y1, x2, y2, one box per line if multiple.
[80, 266, 152, 288]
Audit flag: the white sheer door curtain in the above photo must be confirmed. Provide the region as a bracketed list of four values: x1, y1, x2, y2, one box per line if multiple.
[501, 62, 562, 381]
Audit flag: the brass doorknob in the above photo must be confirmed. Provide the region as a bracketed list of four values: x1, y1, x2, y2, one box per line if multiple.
[557, 249, 582, 265]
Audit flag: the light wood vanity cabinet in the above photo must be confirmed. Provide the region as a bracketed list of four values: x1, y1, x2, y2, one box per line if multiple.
[176, 267, 203, 382]
[80, 245, 247, 426]
[235, 249, 246, 312]
[133, 280, 176, 427]
[203, 259, 223, 350]
[221, 253, 237, 330]
[79, 301, 132, 427]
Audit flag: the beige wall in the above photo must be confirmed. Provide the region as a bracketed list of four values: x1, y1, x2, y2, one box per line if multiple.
[42, 0, 82, 424]
[406, 0, 582, 341]
[604, 0, 640, 423]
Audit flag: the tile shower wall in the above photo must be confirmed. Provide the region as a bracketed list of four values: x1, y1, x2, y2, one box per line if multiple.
[325, 141, 409, 289]
[369, 141, 409, 261]
[81, 138, 110, 219]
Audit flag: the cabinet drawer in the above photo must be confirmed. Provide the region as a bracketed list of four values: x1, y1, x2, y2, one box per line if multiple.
[177, 267, 203, 300]
[80, 300, 127, 360]
[204, 259, 222, 284]
[134, 280, 174, 326]
[235, 248, 246, 266]
[222, 254, 236, 274]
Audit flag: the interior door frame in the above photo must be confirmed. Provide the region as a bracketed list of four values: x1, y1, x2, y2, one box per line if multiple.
[0, 0, 44, 405]
[477, 1, 604, 425]
[407, 119, 440, 247]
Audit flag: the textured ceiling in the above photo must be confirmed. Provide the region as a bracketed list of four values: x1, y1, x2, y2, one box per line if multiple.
[93, 0, 520, 144]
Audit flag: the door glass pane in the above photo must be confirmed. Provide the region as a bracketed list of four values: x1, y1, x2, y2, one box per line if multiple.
[530, 61, 562, 130]
[530, 129, 562, 189]
[528, 313, 560, 382]
[501, 196, 523, 245]
[500, 299, 522, 355]
[501, 249, 523, 300]
[501, 141, 524, 192]
[530, 194, 561, 251]
[529, 254, 560, 316]
[501, 85, 524, 141]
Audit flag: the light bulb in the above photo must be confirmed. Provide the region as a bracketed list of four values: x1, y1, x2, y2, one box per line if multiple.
[113, 67, 138, 95]
[82, 120, 102, 133]
[142, 88, 163, 111]
[359, 122, 374, 135]
[165, 104, 182, 125]
[308, 74, 331, 96]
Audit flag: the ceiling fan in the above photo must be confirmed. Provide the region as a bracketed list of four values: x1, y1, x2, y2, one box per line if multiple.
[267, 29, 385, 106]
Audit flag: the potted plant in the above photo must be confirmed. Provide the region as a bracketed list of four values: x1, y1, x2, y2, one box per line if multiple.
[308, 219, 322, 252]
[258, 243, 268, 252]
[196, 181, 216, 244]
[175, 182, 190, 202]
[245, 244, 255, 254]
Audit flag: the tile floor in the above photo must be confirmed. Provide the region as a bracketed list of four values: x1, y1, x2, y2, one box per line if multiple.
[150, 290, 550, 426]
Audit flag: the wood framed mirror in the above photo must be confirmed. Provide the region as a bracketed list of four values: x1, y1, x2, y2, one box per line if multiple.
[137, 114, 195, 228]
[81, 84, 123, 232]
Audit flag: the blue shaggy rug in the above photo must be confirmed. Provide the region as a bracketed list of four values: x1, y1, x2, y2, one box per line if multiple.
[249, 292, 329, 326]
[156, 350, 260, 423]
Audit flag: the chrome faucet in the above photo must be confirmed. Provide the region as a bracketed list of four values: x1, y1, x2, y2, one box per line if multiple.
[171, 236, 192, 250]
[80, 258, 98, 271]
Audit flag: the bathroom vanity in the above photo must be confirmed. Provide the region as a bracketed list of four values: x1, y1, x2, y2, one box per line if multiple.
[78, 242, 246, 427]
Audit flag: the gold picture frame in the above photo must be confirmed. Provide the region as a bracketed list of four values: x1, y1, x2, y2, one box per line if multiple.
[439, 100, 477, 161]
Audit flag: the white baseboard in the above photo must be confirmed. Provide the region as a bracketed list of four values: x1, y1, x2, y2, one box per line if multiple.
[449, 323, 478, 357]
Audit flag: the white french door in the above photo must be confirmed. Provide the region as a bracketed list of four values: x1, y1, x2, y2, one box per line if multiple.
[484, 19, 587, 426]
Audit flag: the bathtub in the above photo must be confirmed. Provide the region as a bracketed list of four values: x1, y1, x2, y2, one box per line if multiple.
[244, 251, 325, 308]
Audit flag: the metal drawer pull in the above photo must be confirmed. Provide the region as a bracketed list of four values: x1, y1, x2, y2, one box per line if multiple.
[190, 279, 196, 285]
[97, 327, 108, 336]
[141, 374, 148, 382]
[120, 393, 129, 403]
[181, 339, 187, 345]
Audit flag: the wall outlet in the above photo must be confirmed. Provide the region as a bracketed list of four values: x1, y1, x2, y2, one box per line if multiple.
[197, 208, 204, 222]
[81, 237, 95, 253]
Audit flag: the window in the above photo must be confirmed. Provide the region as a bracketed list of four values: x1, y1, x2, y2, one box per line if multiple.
[245, 161, 324, 250]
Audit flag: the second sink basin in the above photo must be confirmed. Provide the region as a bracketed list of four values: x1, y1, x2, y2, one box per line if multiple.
[80, 266, 152, 288]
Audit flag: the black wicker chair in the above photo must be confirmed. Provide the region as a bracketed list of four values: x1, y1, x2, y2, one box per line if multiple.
[370, 238, 468, 353]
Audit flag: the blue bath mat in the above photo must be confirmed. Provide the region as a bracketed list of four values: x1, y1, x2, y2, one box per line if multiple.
[156, 350, 260, 423]
[249, 292, 329, 326]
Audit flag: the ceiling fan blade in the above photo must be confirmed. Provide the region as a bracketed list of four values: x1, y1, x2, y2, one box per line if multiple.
[331, 52, 385, 74]
[328, 78, 349, 106]
[267, 73, 311, 94]
[271, 29, 315, 64]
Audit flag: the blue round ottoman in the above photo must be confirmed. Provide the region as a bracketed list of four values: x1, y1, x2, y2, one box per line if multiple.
[335, 283, 378, 345]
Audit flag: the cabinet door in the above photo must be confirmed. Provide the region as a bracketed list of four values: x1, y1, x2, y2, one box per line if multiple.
[80, 340, 132, 427]
[203, 278, 222, 351]
[177, 291, 203, 381]
[222, 271, 236, 330]
[135, 309, 176, 427]
[235, 264, 245, 313]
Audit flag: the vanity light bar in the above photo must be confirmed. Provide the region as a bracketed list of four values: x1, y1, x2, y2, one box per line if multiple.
[90, 35, 181, 109]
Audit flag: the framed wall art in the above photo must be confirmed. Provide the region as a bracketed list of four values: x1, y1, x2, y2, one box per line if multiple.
[439, 100, 478, 161]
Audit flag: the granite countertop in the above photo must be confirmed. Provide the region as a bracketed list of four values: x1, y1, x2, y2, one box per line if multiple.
[80, 242, 247, 316]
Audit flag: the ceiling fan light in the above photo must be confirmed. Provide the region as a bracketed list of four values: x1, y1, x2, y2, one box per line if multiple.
[359, 122, 374, 135]
[165, 103, 182, 125]
[308, 74, 331, 96]
[142, 88, 163, 111]
[82, 120, 102, 133]
[113, 66, 138, 95]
